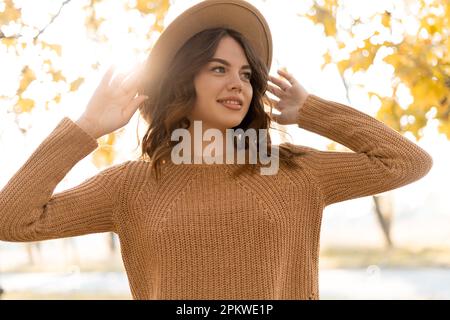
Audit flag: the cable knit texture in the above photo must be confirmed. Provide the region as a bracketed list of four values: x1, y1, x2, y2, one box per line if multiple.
[0, 94, 433, 299]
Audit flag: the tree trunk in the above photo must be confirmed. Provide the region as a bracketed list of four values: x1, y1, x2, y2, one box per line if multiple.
[372, 192, 394, 248]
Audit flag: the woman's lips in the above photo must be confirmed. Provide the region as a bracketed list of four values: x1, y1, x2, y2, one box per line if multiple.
[218, 101, 242, 110]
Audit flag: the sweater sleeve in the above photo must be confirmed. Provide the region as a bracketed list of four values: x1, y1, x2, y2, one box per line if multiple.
[294, 94, 433, 207]
[0, 117, 128, 242]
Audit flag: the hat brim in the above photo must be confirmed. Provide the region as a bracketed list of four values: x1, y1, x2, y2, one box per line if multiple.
[138, 0, 272, 120]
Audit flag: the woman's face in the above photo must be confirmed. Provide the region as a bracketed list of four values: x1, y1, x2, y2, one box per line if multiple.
[189, 36, 253, 132]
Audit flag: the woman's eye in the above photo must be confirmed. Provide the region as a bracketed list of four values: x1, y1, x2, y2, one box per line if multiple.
[212, 66, 251, 81]
[212, 66, 225, 73]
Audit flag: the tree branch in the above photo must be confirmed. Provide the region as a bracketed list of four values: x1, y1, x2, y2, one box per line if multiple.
[0, 0, 72, 41]
[33, 0, 72, 41]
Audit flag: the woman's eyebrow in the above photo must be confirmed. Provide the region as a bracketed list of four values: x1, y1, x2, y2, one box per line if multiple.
[207, 58, 251, 70]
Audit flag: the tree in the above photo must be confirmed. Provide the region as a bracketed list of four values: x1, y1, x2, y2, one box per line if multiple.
[1, 0, 170, 168]
[299, 0, 448, 248]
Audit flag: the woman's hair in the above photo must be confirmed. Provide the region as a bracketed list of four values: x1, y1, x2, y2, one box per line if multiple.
[137, 27, 306, 181]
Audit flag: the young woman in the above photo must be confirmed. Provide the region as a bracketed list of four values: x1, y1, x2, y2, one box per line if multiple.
[0, 0, 432, 300]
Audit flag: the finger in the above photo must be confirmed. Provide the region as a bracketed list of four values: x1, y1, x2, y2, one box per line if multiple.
[110, 71, 129, 89]
[277, 69, 298, 86]
[267, 96, 284, 111]
[100, 65, 115, 87]
[122, 67, 145, 93]
[123, 94, 149, 119]
[268, 75, 290, 91]
[267, 83, 285, 98]
[122, 89, 139, 103]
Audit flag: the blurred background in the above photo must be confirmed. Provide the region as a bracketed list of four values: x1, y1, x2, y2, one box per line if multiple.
[0, 0, 449, 299]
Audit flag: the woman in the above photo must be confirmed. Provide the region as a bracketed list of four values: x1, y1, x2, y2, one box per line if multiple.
[0, 0, 432, 300]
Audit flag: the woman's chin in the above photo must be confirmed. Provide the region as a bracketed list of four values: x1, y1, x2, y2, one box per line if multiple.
[220, 118, 245, 130]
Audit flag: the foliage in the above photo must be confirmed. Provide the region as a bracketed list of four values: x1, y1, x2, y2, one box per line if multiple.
[0, 0, 170, 167]
[302, 0, 450, 141]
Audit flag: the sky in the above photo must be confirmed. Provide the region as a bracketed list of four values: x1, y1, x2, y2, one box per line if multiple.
[0, 0, 449, 249]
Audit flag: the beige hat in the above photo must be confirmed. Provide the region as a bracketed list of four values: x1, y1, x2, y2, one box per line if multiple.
[138, 0, 272, 123]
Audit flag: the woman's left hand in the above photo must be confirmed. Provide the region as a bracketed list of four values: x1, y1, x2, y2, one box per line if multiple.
[267, 69, 309, 125]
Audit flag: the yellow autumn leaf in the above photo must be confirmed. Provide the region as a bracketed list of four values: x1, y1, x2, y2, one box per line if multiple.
[323, 52, 332, 67]
[312, 5, 337, 37]
[349, 48, 373, 72]
[98, 133, 117, 148]
[1, 37, 17, 47]
[85, 13, 105, 32]
[0, 0, 21, 25]
[367, 91, 381, 100]
[410, 80, 429, 101]
[336, 60, 349, 74]
[383, 54, 402, 69]
[326, 141, 338, 151]
[92, 140, 116, 168]
[92, 148, 114, 168]
[50, 70, 66, 82]
[136, 0, 156, 14]
[54, 93, 61, 104]
[18, 67, 36, 95]
[106, 133, 116, 145]
[377, 98, 402, 131]
[381, 11, 391, 28]
[17, 98, 35, 113]
[70, 77, 85, 91]
[41, 42, 62, 56]
[410, 78, 445, 108]
[438, 122, 450, 140]
[323, 0, 338, 11]
[136, 0, 169, 16]
[323, 15, 337, 37]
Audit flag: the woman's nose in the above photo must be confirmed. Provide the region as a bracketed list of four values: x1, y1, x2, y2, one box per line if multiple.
[227, 73, 243, 91]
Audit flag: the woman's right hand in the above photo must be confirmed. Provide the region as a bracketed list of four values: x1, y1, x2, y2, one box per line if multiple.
[75, 62, 148, 139]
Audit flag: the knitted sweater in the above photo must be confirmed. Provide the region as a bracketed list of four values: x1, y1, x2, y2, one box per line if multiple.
[0, 94, 433, 300]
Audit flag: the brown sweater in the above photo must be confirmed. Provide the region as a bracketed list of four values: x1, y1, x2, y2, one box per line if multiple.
[0, 94, 433, 300]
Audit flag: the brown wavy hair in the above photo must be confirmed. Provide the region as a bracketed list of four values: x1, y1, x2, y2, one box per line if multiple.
[137, 27, 305, 181]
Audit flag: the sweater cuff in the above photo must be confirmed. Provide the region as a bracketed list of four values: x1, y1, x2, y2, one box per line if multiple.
[58, 116, 99, 153]
[296, 94, 333, 133]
